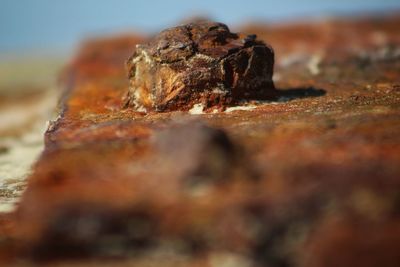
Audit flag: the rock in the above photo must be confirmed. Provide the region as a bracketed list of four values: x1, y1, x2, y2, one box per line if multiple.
[124, 21, 276, 112]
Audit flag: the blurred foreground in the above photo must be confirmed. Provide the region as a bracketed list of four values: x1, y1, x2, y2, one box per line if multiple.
[0, 13, 400, 267]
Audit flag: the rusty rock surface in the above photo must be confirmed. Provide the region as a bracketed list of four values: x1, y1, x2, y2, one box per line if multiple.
[1, 14, 400, 267]
[124, 21, 275, 112]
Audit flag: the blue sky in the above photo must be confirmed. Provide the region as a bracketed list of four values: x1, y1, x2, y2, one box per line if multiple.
[1, 0, 400, 54]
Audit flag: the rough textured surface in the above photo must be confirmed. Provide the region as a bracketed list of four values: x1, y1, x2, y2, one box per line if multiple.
[1, 14, 400, 267]
[124, 21, 275, 112]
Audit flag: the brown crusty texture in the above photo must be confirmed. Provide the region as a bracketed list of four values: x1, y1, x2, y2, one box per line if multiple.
[1, 14, 400, 267]
[124, 21, 275, 112]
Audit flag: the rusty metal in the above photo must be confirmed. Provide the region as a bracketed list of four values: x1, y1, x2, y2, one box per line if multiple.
[1, 14, 400, 267]
[124, 21, 275, 112]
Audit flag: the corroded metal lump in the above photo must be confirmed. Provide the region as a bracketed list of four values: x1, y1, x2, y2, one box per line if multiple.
[124, 21, 275, 112]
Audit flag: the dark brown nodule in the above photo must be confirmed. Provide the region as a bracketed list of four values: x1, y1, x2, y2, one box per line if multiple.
[124, 21, 276, 112]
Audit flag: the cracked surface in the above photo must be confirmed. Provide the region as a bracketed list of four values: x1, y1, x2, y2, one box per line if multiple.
[125, 21, 275, 112]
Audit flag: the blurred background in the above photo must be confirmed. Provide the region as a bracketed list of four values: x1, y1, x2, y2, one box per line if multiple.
[1, 0, 400, 56]
[0, 0, 399, 212]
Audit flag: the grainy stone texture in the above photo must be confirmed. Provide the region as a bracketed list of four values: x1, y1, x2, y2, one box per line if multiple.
[124, 21, 275, 112]
[1, 15, 400, 267]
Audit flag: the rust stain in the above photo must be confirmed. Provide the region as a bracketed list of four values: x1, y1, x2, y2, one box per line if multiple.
[1, 15, 400, 267]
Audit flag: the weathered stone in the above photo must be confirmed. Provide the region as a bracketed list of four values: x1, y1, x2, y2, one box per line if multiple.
[124, 21, 275, 112]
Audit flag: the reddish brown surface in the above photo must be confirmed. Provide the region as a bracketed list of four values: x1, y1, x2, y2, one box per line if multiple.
[1, 15, 400, 267]
[125, 21, 275, 112]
